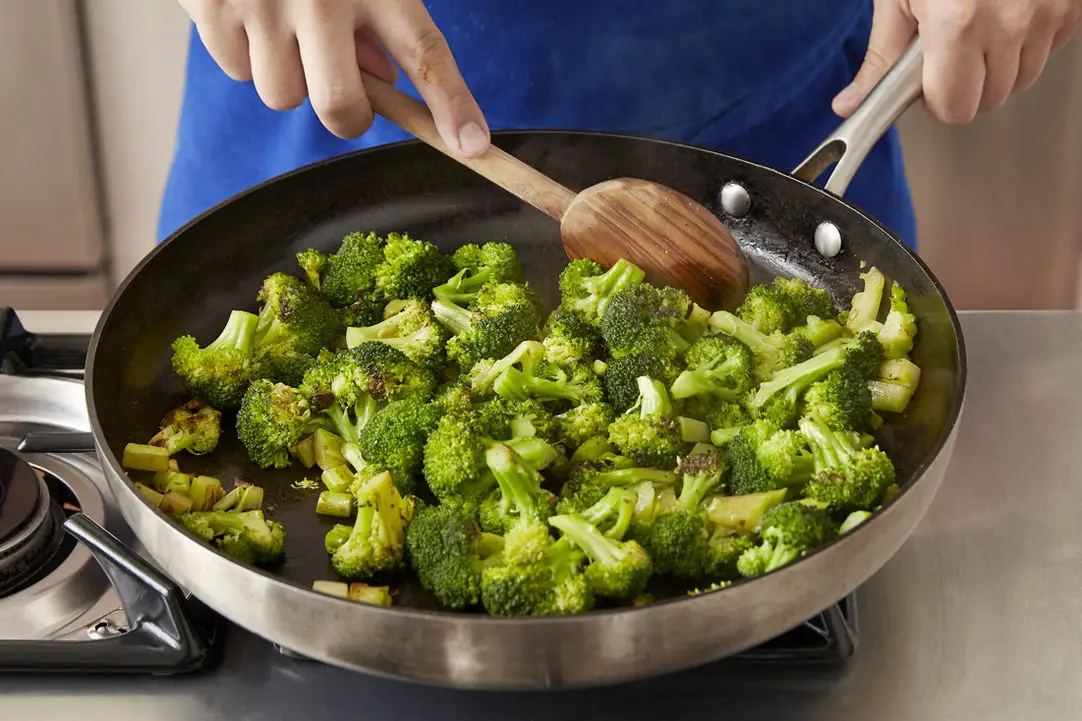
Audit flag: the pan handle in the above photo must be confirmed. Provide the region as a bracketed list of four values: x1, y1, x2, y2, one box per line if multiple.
[791, 39, 924, 197]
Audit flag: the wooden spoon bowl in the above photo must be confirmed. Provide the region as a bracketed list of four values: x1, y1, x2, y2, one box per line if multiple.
[361, 73, 750, 311]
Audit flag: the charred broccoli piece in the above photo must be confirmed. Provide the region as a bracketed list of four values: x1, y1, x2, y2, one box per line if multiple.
[148, 399, 221, 456]
[558, 258, 645, 326]
[433, 282, 542, 371]
[236, 379, 325, 469]
[345, 298, 446, 367]
[170, 309, 259, 409]
[737, 501, 838, 577]
[406, 503, 504, 609]
[433, 242, 523, 304]
[330, 470, 415, 580]
[253, 272, 343, 385]
[179, 509, 285, 566]
[798, 415, 896, 517]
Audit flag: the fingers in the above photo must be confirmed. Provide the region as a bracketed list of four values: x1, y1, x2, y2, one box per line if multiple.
[980, 44, 1022, 113]
[295, 8, 373, 139]
[355, 27, 399, 85]
[921, 34, 986, 125]
[245, 6, 308, 111]
[833, 0, 917, 117]
[180, 0, 252, 81]
[369, 1, 490, 157]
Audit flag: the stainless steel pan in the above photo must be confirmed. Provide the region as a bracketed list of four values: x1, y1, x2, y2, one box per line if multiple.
[83, 40, 966, 689]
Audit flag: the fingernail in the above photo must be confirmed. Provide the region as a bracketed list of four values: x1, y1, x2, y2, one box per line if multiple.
[457, 121, 489, 156]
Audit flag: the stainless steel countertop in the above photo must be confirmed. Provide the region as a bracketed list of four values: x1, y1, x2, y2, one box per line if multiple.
[4, 310, 1081, 719]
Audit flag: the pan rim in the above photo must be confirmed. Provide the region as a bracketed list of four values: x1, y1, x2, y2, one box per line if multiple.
[84, 129, 968, 628]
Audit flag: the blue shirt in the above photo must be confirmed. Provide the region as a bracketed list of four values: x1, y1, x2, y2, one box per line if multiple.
[159, 0, 915, 248]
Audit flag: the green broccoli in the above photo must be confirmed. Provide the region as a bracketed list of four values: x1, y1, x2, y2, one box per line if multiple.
[432, 282, 542, 371]
[478, 444, 557, 534]
[603, 350, 682, 414]
[301, 231, 384, 307]
[737, 502, 838, 577]
[868, 356, 922, 414]
[771, 277, 838, 325]
[236, 379, 325, 469]
[599, 282, 693, 358]
[548, 513, 652, 601]
[170, 309, 259, 409]
[726, 419, 815, 495]
[558, 257, 646, 326]
[466, 340, 545, 399]
[296, 248, 328, 291]
[541, 309, 603, 367]
[877, 282, 918, 359]
[253, 272, 343, 385]
[371, 231, 455, 301]
[345, 298, 446, 367]
[178, 509, 286, 566]
[607, 376, 686, 468]
[330, 470, 415, 580]
[432, 242, 523, 304]
[433, 380, 475, 417]
[557, 453, 678, 516]
[708, 310, 815, 382]
[480, 521, 594, 616]
[839, 510, 873, 534]
[494, 359, 604, 406]
[791, 314, 846, 348]
[802, 364, 873, 432]
[556, 402, 616, 449]
[574, 486, 638, 539]
[406, 502, 504, 609]
[147, 399, 221, 455]
[357, 398, 442, 494]
[669, 334, 754, 401]
[735, 283, 796, 335]
[336, 297, 384, 328]
[798, 415, 896, 516]
[842, 266, 887, 333]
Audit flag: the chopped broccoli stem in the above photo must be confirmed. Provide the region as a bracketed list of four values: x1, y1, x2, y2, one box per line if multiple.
[312, 579, 348, 597]
[317, 491, 355, 517]
[840, 510, 873, 533]
[348, 583, 393, 606]
[704, 489, 788, 533]
[294, 435, 316, 468]
[679, 417, 711, 443]
[188, 476, 224, 511]
[160, 491, 193, 517]
[321, 464, 354, 493]
[879, 358, 922, 390]
[122, 443, 171, 472]
[845, 266, 886, 332]
[324, 523, 352, 554]
[868, 380, 915, 413]
[135, 483, 164, 507]
[212, 485, 264, 512]
[878, 282, 918, 358]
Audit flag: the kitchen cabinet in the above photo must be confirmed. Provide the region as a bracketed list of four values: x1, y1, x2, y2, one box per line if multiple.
[0, 0, 106, 308]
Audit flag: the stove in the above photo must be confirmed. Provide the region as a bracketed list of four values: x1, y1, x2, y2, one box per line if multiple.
[0, 307, 858, 680]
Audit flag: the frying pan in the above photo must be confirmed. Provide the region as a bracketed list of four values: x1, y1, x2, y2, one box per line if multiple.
[83, 40, 966, 689]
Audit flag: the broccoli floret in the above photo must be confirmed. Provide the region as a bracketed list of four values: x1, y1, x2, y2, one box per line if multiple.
[798, 415, 896, 516]
[735, 283, 796, 335]
[558, 453, 678, 515]
[357, 398, 442, 495]
[236, 380, 324, 469]
[548, 513, 652, 601]
[305, 231, 385, 307]
[607, 377, 685, 469]
[541, 309, 603, 367]
[345, 298, 446, 367]
[842, 266, 887, 332]
[708, 310, 815, 382]
[433, 242, 523, 304]
[253, 272, 343, 384]
[433, 282, 541, 371]
[178, 509, 285, 566]
[556, 402, 616, 449]
[478, 444, 557, 534]
[727, 419, 815, 495]
[466, 340, 545, 399]
[305, 342, 436, 410]
[679, 395, 750, 431]
[558, 258, 646, 326]
[375, 232, 455, 301]
[148, 399, 221, 455]
[337, 297, 384, 328]
[771, 277, 837, 325]
[296, 248, 328, 291]
[477, 396, 561, 445]
[480, 523, 594, 617]
[406, 502, 504, 609]
[600, 282, 693, 358]
[737, 501, 838, 577]
[802, 364, 873, 432]
[603, 351, 682, 414]
[750, 330, 884, 413]
[330, 470, 415, 580]
[574, 486, 638, 539]
[433, 380, 475, 417]
[494, 359, 604, 406]
[170, 309, 259, 409]
[877, 282, 918, 359]
[669, 334, 754, 401]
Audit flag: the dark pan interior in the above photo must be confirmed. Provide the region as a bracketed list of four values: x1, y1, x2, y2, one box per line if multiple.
[88, 131, 964, 610]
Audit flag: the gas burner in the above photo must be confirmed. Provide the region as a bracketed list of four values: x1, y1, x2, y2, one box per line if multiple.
[0, 449, 64, 597]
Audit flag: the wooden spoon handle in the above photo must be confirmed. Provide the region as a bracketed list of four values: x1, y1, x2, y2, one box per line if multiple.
[361, 72, 575, 222]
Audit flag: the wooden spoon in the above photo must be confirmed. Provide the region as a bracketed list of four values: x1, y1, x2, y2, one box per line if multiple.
[360, 73, 750, 311]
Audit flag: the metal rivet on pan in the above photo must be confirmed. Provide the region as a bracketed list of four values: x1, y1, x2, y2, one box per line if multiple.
[719, 182, 752, 218]
[814, 221, 842, 258]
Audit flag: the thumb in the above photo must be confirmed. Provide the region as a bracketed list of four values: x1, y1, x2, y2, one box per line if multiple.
[833, 2, 917, 117]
